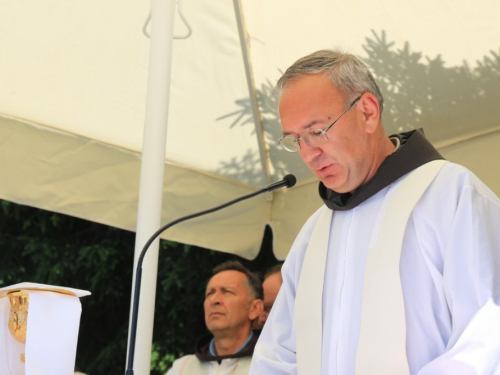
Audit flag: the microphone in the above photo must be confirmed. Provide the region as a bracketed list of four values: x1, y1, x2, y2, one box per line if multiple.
[262, 174, 296, 192]
[125, 174, 296, 375]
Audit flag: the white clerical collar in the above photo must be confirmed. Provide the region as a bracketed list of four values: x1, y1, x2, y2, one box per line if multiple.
[390, 136, 401, 153]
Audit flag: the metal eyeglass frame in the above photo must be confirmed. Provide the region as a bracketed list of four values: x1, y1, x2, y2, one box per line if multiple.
[277, 94, 363, 152]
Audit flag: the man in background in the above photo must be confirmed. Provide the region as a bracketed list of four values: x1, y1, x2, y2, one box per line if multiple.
[253, 263, 283, 330]
[167, 260, 263, 375]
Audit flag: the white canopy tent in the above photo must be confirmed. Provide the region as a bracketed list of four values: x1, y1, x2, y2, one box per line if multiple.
[1, 0, 499, 373]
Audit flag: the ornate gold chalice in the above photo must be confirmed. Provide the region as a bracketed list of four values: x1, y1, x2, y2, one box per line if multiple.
[8, 291, 29, 363]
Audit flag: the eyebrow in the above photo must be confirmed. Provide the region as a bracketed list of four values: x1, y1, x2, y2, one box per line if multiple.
[206, 285, 236, 293]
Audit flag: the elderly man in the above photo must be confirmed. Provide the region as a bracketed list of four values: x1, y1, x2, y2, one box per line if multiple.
[167, 260, 263, 375]
[253, 263, 283, 330]
[250, 49, 500, 374]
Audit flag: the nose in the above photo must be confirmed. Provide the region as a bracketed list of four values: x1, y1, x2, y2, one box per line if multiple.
[299, 141, 322, 163]
[207, 292, 222, 306]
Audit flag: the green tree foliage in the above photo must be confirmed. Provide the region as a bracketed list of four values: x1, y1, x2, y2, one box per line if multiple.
[0, 200, 277, 374]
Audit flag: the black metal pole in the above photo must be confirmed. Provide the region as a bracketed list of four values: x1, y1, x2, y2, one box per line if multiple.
[124, 174, 297, 374]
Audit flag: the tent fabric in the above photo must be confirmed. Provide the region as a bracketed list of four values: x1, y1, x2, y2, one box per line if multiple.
[0, 113, 318, 259]
[0, 0, 499, 261]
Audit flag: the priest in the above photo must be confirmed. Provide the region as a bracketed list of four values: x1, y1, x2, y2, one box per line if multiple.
[249, 49, 500, 374]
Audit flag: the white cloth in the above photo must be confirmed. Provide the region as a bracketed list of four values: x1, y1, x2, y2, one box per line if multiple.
[166, 354, 251, 375]
[0, 283, 90, 375]
[249, 163, 500, 375]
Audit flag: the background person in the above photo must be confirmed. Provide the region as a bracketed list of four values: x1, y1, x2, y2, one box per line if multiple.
[166, 260, 263, 375]
[253, 263, 283, 330]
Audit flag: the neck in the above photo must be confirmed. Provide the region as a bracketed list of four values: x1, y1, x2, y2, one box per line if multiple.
[361, 132, 396, 187]
[213, 327, 252, 356]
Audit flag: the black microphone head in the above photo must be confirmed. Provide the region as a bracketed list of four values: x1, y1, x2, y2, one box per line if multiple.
[283, 174, 297, 188]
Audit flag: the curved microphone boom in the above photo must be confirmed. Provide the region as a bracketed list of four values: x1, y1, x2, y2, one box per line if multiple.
[125, 174, 296, 375]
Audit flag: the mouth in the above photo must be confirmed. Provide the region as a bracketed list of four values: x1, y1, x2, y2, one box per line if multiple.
[209, 311, 224, 318]
[316, 164, 329, 172]
[314, 162, 344, 184]
[315, 163, 334, 175]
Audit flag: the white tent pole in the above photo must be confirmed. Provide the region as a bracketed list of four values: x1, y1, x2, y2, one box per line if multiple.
[126, 0, 176, 374]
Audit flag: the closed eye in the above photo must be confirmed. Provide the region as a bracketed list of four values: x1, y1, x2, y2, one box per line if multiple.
[308, 129, 324, 137]
[205, 290, 214, 298]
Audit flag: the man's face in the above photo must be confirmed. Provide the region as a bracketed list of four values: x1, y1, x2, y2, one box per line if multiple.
[204, 270, 258, 336]
[255, 272, 282, 328]
[279, 73, 374, 193]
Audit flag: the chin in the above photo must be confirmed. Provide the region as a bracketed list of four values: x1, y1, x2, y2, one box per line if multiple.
[321, 178, 347, 193]
[321, 170, 358, 193]
[207, 324, 226, 333]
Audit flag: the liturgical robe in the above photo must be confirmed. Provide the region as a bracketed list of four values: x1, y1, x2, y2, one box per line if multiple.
[249, 130, 500, 374]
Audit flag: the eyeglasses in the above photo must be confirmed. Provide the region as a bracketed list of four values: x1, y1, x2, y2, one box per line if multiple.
[277, 94, 363, 152]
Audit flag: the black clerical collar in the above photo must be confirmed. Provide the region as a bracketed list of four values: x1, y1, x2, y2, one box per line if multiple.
[319, 129, 444, 211]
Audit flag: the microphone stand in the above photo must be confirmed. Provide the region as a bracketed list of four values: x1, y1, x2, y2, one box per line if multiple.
[125, 175, 296, 375]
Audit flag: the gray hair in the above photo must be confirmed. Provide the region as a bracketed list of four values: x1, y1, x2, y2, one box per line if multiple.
[276, 49, 384, 114]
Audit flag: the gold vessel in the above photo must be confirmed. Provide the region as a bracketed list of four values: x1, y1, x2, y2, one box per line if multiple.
[8, 291, 29, 363]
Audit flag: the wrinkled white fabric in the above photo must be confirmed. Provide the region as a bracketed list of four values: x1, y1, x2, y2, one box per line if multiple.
[250, 163, 500, 375]
[166, 355, 251, 375]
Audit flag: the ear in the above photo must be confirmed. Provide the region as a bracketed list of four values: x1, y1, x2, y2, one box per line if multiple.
[248, 299, 264, 321]
[358, 93, 381, 134]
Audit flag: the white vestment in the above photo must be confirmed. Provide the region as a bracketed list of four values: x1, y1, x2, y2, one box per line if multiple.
[166, 354, 251, 375]
[249, 163, 500, 375]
